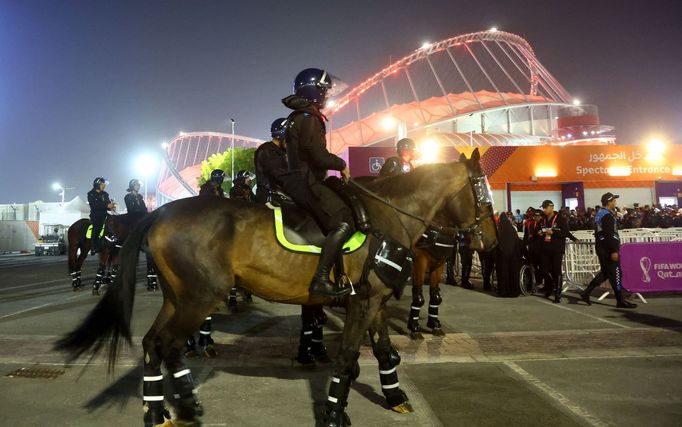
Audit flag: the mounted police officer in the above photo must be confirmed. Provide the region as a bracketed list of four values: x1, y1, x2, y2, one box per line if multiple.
[229, 170, 256, 202]
[281, 68, 354, 298]
[124, 179, 147, 219]
[255, 118, 289, 204]
[199, 169, 226, 197]
[579, 193, 637, 308]
[87, 177, 113, 255]
[379, 138, 416, 177]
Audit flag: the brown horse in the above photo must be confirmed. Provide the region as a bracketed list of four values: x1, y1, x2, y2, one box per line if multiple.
[67, 214, 155, 294]
[407, 151, 497, 338]
[56, 156, 497, 427]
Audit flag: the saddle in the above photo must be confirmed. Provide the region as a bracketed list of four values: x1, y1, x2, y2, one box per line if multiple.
[270, 177, 371, 255]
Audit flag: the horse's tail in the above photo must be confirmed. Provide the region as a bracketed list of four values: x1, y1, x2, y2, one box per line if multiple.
[54, 210, 160, 371]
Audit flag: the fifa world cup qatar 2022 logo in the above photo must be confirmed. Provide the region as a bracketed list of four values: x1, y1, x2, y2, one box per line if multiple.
[640, 256, 652, 283]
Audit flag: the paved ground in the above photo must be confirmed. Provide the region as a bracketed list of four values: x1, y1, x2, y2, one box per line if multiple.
[0, 253, 681, 426]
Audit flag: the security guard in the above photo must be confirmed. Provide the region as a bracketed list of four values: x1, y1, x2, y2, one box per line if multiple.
[229, 170, 256, 202]
[537, 200, 575, 303]
[87, 177, 113, 255]
[579, 193, 637, 308]
[379, 138, 416, 177]
[199, 169, 226, 197]
[282, 67, 353, 298]
[255, 118, 289, 204]
[124, 179, 147, 219]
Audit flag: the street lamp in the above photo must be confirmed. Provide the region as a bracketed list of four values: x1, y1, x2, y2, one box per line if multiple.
[52, 183, 73, 205]
[230, 118, 236, 182]
[134, 154, 159, 206]
[52, 182, 65, 204]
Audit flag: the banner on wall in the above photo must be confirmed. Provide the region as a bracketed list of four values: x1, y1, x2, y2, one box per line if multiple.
[620, 242, 682, 293]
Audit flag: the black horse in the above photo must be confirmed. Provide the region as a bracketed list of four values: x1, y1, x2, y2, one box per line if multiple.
[56, 154, 497, 427]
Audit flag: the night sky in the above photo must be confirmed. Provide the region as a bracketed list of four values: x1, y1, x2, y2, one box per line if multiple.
[1, 0, 681, 204]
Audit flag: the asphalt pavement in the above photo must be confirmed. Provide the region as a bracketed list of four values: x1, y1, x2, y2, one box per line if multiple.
[0, 253, 681, 426]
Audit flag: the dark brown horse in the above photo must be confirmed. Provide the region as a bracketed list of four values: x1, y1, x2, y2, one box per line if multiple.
[407, 151, 497, 338]
[67, 214, 154, 294]
[56, 157, 497, 427]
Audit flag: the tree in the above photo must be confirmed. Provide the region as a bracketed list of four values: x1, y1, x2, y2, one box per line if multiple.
[198, 148, 256, 192]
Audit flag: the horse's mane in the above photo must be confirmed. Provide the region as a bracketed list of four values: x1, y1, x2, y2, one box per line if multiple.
[363, 162, 462, 198]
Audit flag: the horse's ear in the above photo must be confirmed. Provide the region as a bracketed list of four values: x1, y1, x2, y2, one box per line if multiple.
[458, 152, 467, 163]
[471, 148, 481, 164]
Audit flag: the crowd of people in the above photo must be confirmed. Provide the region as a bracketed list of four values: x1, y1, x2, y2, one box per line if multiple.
[511, 203, 682, 232]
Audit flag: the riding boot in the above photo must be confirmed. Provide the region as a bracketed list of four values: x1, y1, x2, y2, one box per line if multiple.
[445, 259, 457, 286]
[553, 274, 563, 303]
[309, 222, 354, 298]
[461, 264, 473, 289]
[90, 235, 99, 255]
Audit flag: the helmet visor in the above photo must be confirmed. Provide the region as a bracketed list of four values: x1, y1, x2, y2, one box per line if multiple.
[321, 72, 349, 99]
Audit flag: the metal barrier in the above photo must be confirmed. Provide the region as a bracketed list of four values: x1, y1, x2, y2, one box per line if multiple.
[562, 228, 682, 299]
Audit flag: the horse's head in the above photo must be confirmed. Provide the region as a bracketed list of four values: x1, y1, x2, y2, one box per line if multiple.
[451, 149, 498, 252]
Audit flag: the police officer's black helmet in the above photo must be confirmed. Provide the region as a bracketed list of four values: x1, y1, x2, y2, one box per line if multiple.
[127, 178, 140, 191]
[236, 170, 255, 181]
[396, 138, 416, 154]
[271, 118, 287, 141]
[93, 177, 106, 188]
[294, 68, 332, 107]
[210, 169, 225, 184]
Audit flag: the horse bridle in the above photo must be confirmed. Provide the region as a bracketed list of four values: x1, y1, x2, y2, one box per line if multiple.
[348, 168, 492, 239]
[457, 169, 495, 239]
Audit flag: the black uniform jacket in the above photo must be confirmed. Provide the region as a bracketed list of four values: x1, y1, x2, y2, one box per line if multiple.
[537, 213, 571, 253]
[282, 95, 346, 183]
[199, 182, 225, 197]
[379, 157, 413, 177]
[87, 189, 111, 217]
[255, 140, 288, 203]
[229, 181, 256, 202]
[124, 192, 147, 215]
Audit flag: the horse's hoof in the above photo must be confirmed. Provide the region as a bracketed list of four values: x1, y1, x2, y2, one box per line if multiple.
[409, 332, 424, 341]
[324, 410, 351, 427]
[391, 401, 414, 414]
[184, 349, 199, 358]
[431, 328, 445, 337]
[203, 346, 218, 358]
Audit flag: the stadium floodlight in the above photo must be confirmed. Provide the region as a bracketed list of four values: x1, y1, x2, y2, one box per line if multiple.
[419, 139, 440, 164]
[572, 99, 581, 106]
[421, 41, 431, 49]
[645, 137, 667, 161]
[381, 115, 397, 131]
[161, 141, 169, 149]
[489, 27, 498, 32]
[135, 154, 159, 203]
[325, 99, 337, 109]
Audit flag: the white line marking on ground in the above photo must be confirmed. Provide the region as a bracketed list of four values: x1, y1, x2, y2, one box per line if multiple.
[0, 292, 89, 320]
[533, 297, 631, 329]
[504, 361, 608, 427]
[397, 369, 445, 427]
[0, 278, 68, 292]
